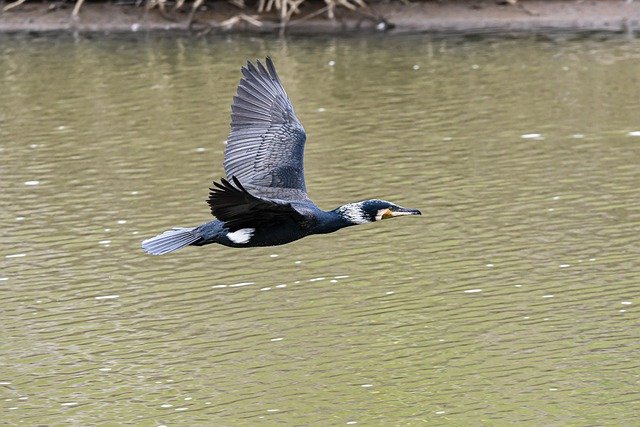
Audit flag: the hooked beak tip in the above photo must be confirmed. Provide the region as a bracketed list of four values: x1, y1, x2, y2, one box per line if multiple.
[395, 208, 421, 217]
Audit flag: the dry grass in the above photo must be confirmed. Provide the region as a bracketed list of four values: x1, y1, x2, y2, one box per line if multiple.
[1, 0, 372, 28]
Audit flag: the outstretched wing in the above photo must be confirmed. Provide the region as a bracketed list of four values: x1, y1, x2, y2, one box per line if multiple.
[223, 57, 308, 199]
[207, 177, 309, 231]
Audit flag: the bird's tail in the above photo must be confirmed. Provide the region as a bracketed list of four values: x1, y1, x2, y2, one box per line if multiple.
[141, 227, 200, 255]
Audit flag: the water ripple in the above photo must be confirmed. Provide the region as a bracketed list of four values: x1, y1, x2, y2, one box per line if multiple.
[1, 33, 639, 426]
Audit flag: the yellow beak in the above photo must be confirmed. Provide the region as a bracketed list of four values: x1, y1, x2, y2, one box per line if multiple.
[381, 209, 394, 219]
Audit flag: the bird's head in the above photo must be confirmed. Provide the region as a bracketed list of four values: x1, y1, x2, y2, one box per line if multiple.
[335, 199, 421, 225]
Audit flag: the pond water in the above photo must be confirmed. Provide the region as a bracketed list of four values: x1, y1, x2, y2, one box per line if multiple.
[1, 32, 639, 425]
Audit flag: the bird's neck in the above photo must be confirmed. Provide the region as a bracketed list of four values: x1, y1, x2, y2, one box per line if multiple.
[332, 202, 372, 225]
[311, 203, 372, 234]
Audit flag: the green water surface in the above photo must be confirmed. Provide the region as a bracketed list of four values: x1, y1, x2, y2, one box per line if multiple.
[1, 33, 639, 425]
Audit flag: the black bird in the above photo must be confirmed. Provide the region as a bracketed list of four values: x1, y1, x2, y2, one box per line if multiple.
[142, 57, 420, 255]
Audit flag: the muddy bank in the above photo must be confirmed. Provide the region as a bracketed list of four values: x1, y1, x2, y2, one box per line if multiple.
[0, 0, 639, 35]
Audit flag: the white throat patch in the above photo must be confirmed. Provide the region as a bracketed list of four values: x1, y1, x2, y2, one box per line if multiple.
[337, 202, 371, 225]
[227, 228, 255, 244]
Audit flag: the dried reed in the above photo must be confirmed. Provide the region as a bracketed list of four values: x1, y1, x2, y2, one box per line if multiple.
[1, 0, 370, 28]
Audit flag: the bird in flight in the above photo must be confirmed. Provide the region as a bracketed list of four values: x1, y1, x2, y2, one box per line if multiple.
[142, 57, 420, 255]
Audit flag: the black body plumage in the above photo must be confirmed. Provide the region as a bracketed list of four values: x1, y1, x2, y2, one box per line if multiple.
[142, 58, 420, 255]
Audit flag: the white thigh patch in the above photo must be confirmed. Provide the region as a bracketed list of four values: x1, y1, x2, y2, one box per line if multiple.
[227, 228, 255, 244]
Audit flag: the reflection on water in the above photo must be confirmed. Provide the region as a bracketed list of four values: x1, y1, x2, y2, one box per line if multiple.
[1, 33, 639, 425]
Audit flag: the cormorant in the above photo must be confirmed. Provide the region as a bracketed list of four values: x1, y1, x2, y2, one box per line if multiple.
[142, 57, 420, 255]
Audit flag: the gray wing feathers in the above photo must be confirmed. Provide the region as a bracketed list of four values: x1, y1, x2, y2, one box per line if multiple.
[223, 57, 307, 198]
